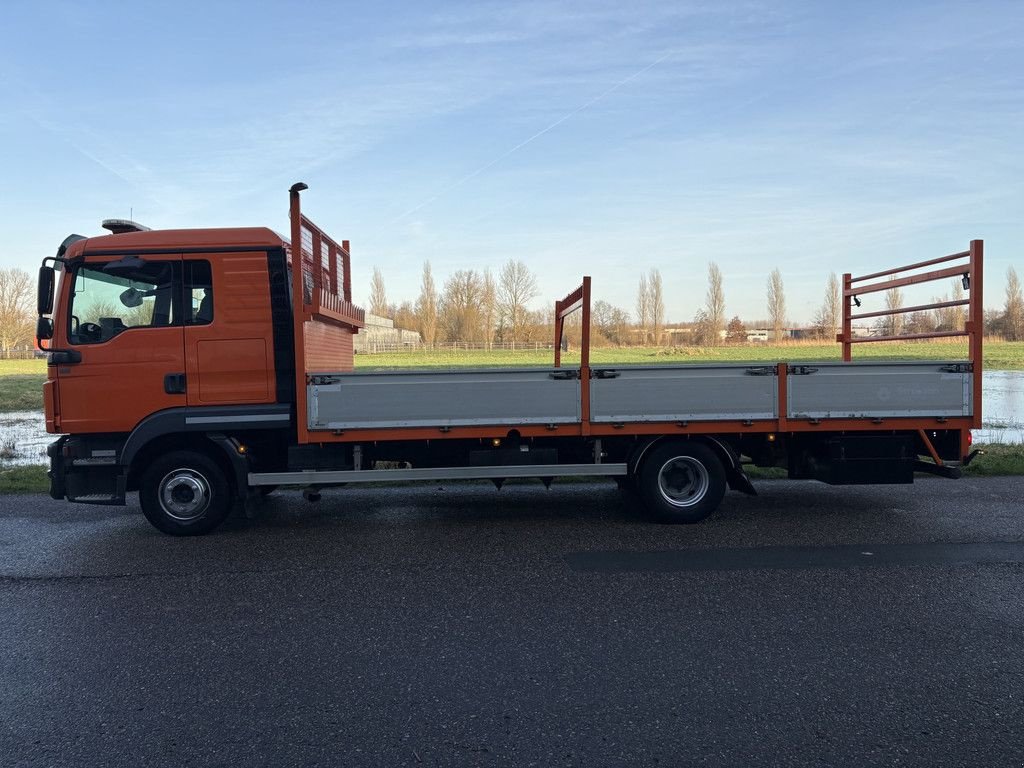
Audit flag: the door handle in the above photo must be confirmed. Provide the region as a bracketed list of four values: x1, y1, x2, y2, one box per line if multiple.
[164, 373, 187, 394]
[46, 349, 82, 365]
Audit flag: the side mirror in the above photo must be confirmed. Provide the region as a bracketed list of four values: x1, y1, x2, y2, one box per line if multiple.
[120, 287, 145, 308]
[36, 316, 53, 341]
[38, 265, 54, 315]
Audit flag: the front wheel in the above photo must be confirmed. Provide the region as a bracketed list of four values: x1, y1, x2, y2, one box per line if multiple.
[638, 441, 726, 524]
[139, 450, 232, 536]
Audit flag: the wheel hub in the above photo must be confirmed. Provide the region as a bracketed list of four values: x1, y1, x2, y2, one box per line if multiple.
[159, 469, 211, 521]
[657, 456, 710, 508]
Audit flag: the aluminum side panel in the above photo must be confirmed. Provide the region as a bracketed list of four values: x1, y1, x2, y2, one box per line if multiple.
[309, 369, 581, 429]
[590, 367, 778, 422]
[787, 363, 972, 418]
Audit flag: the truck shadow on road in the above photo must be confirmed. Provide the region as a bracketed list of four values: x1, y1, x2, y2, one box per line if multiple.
[34, 478, 1013, 581]
[235, 478, 935, 534]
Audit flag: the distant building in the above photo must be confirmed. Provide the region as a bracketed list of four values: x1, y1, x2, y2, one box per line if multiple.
[354, 313, 422, 352]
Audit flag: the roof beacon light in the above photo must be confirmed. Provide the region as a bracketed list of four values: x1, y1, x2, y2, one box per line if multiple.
[101, 219, 151, 234]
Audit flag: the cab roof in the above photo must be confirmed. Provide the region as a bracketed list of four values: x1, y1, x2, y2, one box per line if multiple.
[65, 227, 287, 258]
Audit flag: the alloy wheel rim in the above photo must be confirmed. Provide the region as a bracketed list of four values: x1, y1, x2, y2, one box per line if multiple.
[657, 456, 710, 508]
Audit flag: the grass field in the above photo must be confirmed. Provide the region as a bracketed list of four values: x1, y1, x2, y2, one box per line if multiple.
[2, 340, 1020, 413]
[0, 359, 48, 412]
[0, 464, 48, 493]
[355, 340, 1024, 370]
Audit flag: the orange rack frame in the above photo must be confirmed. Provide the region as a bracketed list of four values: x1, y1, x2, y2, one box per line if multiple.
[838, 240, 983, 428]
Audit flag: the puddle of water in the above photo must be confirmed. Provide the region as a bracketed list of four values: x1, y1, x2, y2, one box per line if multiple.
[974, 370, 1024, 445]
[1, 371, 1021, 466]
[0, 411, 51, 466]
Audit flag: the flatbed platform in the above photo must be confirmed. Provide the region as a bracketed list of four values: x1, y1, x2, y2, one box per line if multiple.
[307, 360, 974, 433]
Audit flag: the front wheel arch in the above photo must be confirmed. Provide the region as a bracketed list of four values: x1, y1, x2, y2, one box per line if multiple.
[126, 434, 243, 496]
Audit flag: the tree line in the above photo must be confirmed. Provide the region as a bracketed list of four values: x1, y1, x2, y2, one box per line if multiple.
[0, 261, 1021, 357]
[368, 260, 794, 347]
[368, 260, 549, 345]
[368, 260, 1024, 347]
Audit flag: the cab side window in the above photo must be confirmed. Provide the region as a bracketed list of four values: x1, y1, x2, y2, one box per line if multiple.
[69, 260, 180, 345]
[185, 261, 213, 326]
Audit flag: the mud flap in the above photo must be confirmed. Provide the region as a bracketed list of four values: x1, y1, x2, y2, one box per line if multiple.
[726, 466, 758, 496]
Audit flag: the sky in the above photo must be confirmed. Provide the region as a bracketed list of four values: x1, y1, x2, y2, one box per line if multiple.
[1, 0, 1022, 324]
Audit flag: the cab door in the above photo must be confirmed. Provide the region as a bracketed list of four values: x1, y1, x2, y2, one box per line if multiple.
[55, 255, 186, 434]
[183, 253, 276, 406]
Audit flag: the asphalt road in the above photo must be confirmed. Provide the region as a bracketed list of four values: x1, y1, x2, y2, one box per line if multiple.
[2, 477, 1023, 767]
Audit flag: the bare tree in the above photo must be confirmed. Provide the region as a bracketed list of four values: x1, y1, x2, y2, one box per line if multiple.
[933, 280, 962, 332]
[813, 272, 840, 340]
[392, 301, 417, 333]
[883, 280, 904, 336]
[482, 269, 497, 346]
[0, 268, 34, 356]
[726, 316, 746, 344]
[703, 262, 725, 346]
[951, 280, 967, 330]
[439, 270, 485, 342]
[1005, 265, 1024, 341]
[520, 307, 553, 343]
[648, 269, 665, 345]
[498, 260, 538, 344]
[692, 310, 713, 346]
[635, 274, 650, 344]
[905, 310, 936, 335]
[416, 261, 438, 345]
[767, 269, 786, 342]
[369, 267, 388, 316]
[592, 300, 631, 345]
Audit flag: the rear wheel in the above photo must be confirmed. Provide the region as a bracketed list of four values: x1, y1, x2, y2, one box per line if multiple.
[638, 441, 726, 524]
[139, 450, 232, 536]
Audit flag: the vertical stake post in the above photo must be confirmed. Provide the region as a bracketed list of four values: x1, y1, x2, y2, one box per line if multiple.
[969, 240, 984, 429]
[841, 272, 853, 362]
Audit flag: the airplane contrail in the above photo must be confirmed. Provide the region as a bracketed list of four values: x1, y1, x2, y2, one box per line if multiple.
[391, 49, 675, 224]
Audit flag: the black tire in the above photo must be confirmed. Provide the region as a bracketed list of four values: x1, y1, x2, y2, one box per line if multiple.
[139, 450, 233, 536]
[637, 441, 726, 524]
[258, 485, 278, 497]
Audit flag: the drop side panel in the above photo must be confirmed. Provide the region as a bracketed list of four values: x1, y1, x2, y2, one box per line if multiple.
[786, 362, 972, 418]
[308, 368, 581, 430]
[589, 365, 778, 422]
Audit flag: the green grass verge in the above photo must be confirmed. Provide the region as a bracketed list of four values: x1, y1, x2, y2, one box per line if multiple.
[0, 373, 47, 411]
[0, 464, 49, 494]
[962, 443, 1024, 476]
[354, 340, 1024, 370]
[0, 359, 47, 412]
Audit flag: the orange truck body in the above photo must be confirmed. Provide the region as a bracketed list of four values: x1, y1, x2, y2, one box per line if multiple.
[35, 184, 984, 535]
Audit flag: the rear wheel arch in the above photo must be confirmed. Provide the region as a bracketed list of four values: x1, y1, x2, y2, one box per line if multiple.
[628, 434, 739, 477]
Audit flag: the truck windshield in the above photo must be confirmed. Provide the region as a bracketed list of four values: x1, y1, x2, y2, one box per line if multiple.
[68, 261, 178, 345]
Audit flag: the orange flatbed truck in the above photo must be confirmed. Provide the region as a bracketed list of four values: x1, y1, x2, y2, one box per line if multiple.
[36, 184, 985, 535]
